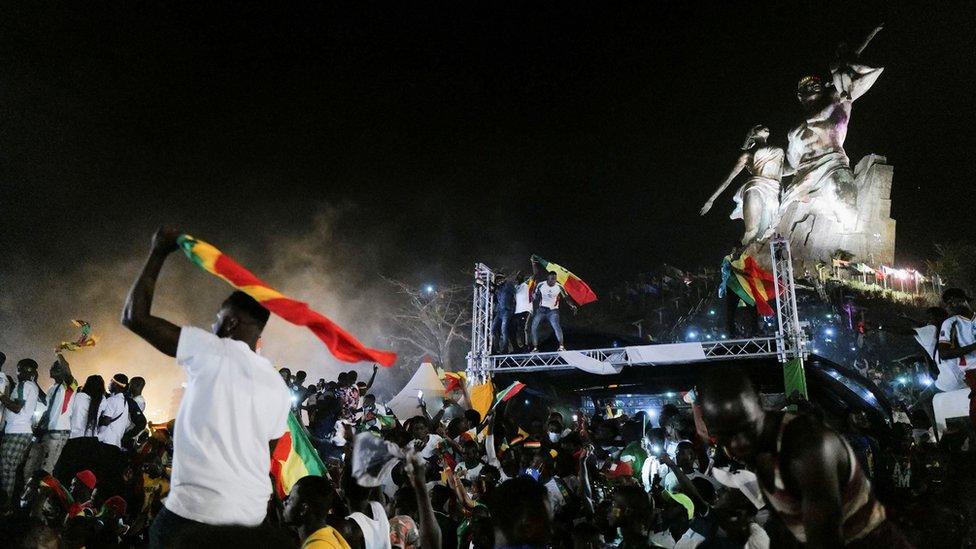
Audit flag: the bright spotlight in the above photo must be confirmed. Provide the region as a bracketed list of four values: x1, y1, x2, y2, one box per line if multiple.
[824, 328, 835, 336]
[665, 391, 676, 398]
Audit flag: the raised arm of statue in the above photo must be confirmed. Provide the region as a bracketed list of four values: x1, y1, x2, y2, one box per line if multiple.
[854, 23, 883, 57]
[844, 63, 883, 102]
[701, 153, 749, 216]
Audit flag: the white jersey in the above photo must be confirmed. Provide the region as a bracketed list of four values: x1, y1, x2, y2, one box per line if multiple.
[515, 282, 532, 314]
[940, 315, 976, 371]
[535, 282, 563, 309]
[915, 325, 965, 392]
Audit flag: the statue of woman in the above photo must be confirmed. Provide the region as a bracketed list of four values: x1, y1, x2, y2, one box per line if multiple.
[700, 125, 785, 245]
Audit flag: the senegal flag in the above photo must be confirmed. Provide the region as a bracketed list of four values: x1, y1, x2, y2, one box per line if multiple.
[531, 255, 597, 305]
[721, 254, 776, 316]
[271, 413, 327, 498]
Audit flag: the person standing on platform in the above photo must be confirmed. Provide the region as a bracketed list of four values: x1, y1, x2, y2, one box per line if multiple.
[24, 354, 76, 477]
[491, 272, 516, 354]
[530, 270, 577, 352]
[513, 272, 533, 352]
[121, 227, 291, 548]
[0, 359, 40, 512]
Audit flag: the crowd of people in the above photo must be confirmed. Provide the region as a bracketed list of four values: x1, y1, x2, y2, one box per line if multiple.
[1, 227, 974, 548]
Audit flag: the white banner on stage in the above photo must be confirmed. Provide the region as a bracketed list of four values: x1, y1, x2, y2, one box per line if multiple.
[625, 343, 707, 365]
[558, 350, 623, 375]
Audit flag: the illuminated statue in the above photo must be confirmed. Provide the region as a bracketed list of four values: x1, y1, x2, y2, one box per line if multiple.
[782, 25, 884, 231]
[701, 125, 784, 245]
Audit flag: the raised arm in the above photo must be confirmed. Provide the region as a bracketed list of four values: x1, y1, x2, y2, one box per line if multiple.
[121, 228, 183, 357]
[854, 24, 883, 57]
[407, 450, 442, 549]
[364, 364, 379, 392]
[701, 153, 749, 216]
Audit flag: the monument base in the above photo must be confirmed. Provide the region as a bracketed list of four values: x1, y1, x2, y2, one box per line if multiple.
[748, 155, 896, 274]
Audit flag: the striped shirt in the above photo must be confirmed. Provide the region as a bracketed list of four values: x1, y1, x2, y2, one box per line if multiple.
[762, 413, 885, 543]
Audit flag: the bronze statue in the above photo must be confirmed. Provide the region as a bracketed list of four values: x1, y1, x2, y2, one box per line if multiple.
[701, 125, 784, 245]
[782, 25, 884, 231]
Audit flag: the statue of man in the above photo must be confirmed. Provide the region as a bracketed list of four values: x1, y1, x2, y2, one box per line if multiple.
[701, 125, 784, 245]
[783, 26, 884, 231]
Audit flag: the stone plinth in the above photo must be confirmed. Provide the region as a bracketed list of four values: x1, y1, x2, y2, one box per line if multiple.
[748, 155, 896, 274]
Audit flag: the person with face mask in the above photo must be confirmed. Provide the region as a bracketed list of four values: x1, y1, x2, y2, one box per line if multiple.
[0, 358, 40, 512]
[122, 227, 291, 548]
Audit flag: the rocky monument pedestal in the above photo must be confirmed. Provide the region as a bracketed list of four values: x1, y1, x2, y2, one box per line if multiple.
[748, 155, 895, 274]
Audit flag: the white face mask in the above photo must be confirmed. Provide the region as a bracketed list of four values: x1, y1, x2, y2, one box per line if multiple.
[548, 432, 560, 443]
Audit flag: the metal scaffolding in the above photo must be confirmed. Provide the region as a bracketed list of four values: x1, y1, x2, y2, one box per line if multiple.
[466, 237, 807, 379]
[466, 263, 495, 383]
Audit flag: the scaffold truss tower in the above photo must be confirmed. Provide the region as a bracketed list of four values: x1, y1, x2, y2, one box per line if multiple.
[466, 237, 809, 390]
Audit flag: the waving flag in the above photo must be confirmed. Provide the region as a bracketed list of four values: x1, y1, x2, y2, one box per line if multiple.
[57, 320, 97, 352]
[441, 371, 466, 393]
[720, 254, 776, 317]
[492, 381, 526, 408]
[531, 255, 597, 305]
[177, 233, 396, 366]
[271, 413, 327, 498]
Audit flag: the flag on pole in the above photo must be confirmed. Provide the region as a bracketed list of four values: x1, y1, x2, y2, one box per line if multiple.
[271, 414, 328, 498]
[492, 381, 526, 408]
[56, 320, 97, 352]
[531, 255, 598, 305]
[720, 254, 776, 317]
[441, 371, 466, 393]
[177, 233, 396, 366]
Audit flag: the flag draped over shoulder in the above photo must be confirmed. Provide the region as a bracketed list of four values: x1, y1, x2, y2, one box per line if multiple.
[721, 254, 776, 317]
[531, 255, 597, 305]
[177, 233, 396, 366]
[271, 413, 327, 498]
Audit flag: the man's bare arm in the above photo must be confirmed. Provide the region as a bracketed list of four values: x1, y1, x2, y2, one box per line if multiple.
[790, 429, 845, 548]
[938, 341, 976, 360]
[121, 228, 182, 357]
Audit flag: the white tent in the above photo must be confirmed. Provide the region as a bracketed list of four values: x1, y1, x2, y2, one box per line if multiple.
[386, 360, 447, 421]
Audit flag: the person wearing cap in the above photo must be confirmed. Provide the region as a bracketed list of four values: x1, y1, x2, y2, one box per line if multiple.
[67, 470, 97, 518]
[122, 227, 291, 547]
[24, 353, 77, 480]
[938, 288, 976, 428]
[491, 272, 516, 354]
[1, 358, 40, 511]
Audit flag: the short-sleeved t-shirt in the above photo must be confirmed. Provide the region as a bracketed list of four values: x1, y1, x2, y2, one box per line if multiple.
[940, 315, 976, 371]
[69, 393, 95, 439]
[96, 392, 129, 448]
[4, 380, 39, 434]
[535, 282, 563, 309]
[166, 326, 292, 526]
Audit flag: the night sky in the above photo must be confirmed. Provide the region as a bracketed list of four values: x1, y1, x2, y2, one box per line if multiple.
[1, 3, 973, 413]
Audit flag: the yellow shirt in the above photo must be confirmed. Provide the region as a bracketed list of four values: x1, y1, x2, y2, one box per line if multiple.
[302, 526, 352, 549]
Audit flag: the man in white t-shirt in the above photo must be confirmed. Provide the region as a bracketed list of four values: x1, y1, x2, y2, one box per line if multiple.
[24, 354, 77, 478]
[938, 288, 976, 429]
[513, 272, 533, 351]
[530, 270, 578, 352]
[122, 228, 292, 548]
[0, 359, 40, 511]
